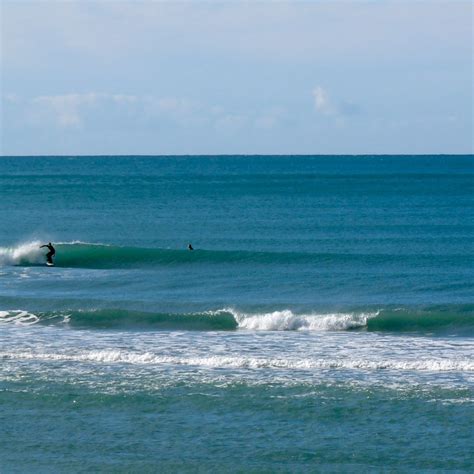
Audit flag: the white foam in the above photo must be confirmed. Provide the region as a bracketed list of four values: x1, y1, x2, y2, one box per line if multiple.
[0, 240, 113, 267]
[0, 309, 72, 326]
[0, 310, 39, 325]
[3, 350, 473, 372]
[228, 308, 378, 331]
[0, 241, 45, 266]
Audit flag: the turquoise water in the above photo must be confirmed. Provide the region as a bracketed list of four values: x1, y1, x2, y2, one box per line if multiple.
[1, 155, 473, 472]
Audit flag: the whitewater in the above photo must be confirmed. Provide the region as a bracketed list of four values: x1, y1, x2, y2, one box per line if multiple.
[1, 155, 473, 472]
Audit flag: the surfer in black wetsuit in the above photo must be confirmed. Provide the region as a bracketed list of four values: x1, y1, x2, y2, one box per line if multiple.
[40, 242, 56, 264]
[188, 243, 194, 251]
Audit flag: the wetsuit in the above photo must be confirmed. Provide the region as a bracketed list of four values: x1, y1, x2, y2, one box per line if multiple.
[41, 244, 56, 264]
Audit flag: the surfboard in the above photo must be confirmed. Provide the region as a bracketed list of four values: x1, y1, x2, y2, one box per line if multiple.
[46, 262, 55, 267]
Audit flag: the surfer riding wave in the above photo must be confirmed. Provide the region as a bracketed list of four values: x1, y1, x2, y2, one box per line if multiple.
[40, 242, 56, 265]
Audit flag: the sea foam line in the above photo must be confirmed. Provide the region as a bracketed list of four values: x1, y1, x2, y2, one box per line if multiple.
[2, 351, 473, 372]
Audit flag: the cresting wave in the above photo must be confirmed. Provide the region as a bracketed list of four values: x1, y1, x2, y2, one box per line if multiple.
[1, 306, 473, 334]
[0, 241, 467, 269]
[2, 350, 473, 372]
[0, 308, 373, 331]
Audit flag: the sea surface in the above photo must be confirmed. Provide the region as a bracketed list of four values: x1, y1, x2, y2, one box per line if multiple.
[1, 155, 473, 472]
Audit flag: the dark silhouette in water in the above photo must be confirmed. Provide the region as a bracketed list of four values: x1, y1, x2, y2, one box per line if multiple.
[188, 243, 194, 251]
[40, 242, 56, 264]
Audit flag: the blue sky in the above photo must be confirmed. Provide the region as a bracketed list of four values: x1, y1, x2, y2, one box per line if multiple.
[1, 1, 472, 155]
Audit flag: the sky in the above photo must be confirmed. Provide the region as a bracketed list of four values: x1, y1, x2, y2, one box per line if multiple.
[1, 1, 472, 155]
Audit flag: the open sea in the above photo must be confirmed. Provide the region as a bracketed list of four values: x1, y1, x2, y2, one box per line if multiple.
[0, 155, 473, 472]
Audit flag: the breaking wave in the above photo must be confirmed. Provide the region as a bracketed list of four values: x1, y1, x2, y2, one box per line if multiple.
[0, 241, 46, 266]
[1, 306, 473, 334]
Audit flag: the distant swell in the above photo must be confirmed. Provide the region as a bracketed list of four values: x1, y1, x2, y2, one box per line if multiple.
[1, 306, 473, 334]
[0, 241, 468, 269]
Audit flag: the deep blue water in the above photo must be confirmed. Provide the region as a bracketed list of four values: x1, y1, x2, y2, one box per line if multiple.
[1, 155, 473, 472]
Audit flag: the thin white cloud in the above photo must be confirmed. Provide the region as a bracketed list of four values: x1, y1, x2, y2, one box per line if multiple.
[152, 97, 198, 117]
[312, 86, 361, 119]
[31, 93, 138, 127]
[25, 93, 252, 132]
[33, 93, 99, 127]
[312, 86, 333, 115]
[26, 92, 289, 134]
[31, 93, 146, 127]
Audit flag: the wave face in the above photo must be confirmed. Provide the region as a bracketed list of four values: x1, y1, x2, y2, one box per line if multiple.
[1, 306, 472, 334]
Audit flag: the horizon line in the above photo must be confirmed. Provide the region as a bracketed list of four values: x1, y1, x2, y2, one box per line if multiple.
[1, 153, 473, 158]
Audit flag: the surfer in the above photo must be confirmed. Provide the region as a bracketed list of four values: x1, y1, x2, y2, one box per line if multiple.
[188, 243, 194, 251]
[40, 242, 56, 265]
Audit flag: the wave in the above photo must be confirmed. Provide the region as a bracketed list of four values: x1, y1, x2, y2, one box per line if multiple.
[0, 241, 467, 269]
[1, 306, 473, 334]
[2, 350, 473, 372]
[0, 241, 324, 268]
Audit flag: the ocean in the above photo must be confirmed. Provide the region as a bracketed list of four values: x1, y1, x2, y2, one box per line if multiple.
[1, 155, 473, 472]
